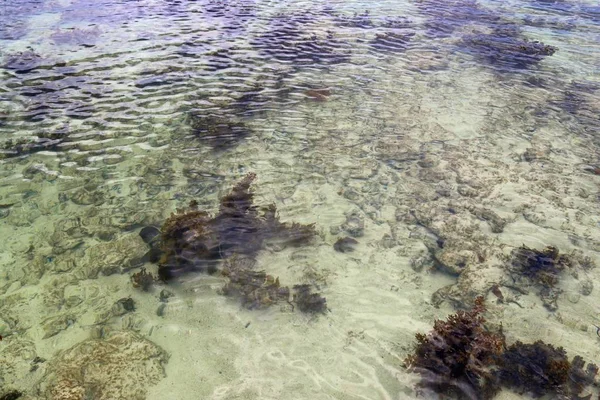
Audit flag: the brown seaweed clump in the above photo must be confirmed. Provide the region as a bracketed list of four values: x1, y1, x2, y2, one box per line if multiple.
[509, 245, 568, 310]
[131, 267, 155, 291]
[497, 341, 598, 399]
[221, 258, 290, 310]
[405, 298, 599, 399]
[404, 297, 504, 399]
[220, 257, 327, 313]
[292, 284, 327, 313]
[157, 173, 316, 281]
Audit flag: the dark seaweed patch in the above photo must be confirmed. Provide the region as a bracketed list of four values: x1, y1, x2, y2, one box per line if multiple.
[157, 173, 316, 281]
[506, 245, 585, 310]
[404, 297, 504, 399]
[370, 31, 415, 53]
[152, 174, 324, 313]
[498, 341, 598, 399]
[189, 113, 250, 150]
[334, 11, 374, 28]
[460, 30, 557, 70]
[405, 298, 599, 399]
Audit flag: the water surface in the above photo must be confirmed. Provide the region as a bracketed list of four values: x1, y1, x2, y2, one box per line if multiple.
[1, 0, 600, 399]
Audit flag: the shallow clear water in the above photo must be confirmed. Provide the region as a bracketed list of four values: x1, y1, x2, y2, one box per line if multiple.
[1, 0, 600, 399]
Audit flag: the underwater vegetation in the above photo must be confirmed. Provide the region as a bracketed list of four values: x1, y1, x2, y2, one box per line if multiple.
[460, 32, 557, 70]
[498, 341, 598, 398]
[221, 258, 291, 310]
[188, 113, 250, 150]
[131, 267, 156, 292]
[510, 245, 564, 287]
[369, 31, 415, 53]
[405, 298, 599, 399]
[221, 257, 327, 313]
[404, 297, 504, 399]
[142, 173, 324, 312]
[292, 284, 327, 313]
[507, 245, 593, 310]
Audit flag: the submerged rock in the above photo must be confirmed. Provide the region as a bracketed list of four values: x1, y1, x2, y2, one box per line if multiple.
[333, 237, 358, 253]
[2, 51, 46, 73]
[0, 391, 22, 400]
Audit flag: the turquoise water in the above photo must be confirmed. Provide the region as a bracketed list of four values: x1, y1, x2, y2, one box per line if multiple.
[1, 0, 600, 399]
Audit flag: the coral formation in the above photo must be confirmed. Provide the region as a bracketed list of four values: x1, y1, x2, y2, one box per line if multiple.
[38, 331, 168, 400]
[157, 173, 316, 281]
